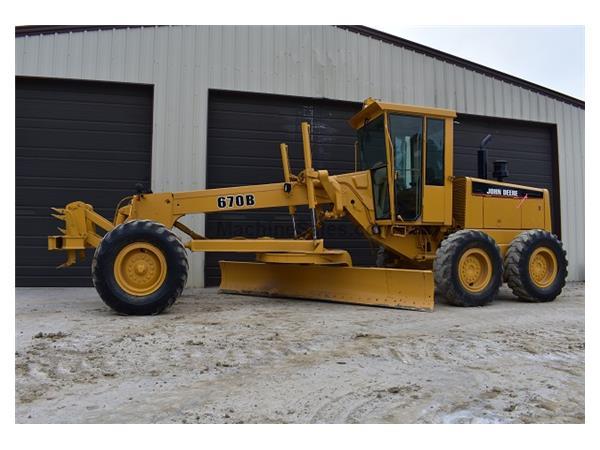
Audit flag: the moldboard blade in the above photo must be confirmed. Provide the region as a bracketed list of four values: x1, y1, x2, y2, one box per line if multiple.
[219, 261, 434, 311]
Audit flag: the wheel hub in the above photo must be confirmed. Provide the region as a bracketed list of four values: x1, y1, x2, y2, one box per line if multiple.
[114, 242, 167, 296]
[458, 249, 492, 293]
[529, 247, 558, 288]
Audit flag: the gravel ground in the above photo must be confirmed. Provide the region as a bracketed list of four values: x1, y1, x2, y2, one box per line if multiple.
[15, 283, 584, 424]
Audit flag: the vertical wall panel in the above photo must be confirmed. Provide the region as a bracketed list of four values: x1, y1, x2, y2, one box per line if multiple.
[464, 70, 475, 113]
[380, 42, 392, 101]
[521, 89, 531, 119]
[37, 33, 54, 74]
[313, 26, 325, 96]
[444, 63, 456, 110]
[473, 73, 486, 115]
[15, 36, 25, 72]
[52, 33, 69, 77]
[390, 46, 402, 102]
[423, 56, 435, 106]
[511, 84, 522, 120]
[502, 82, 512, 117]
[454, 66, 466, 112]
[15, 25, 585, 282]
[323, 26, 336, 99]
[413, 52, 426, 105]
[433, 59, 445, 107]
[81, 31, 99, 78]
[109, 29, 127, 81]
[401, 49, 415, 105]
[95, 29, 112, 80]
[123, 28, 141, 81]
[573, 108, 585, 279]
[66, 32, 83, 78]
[527, 89, 537, 121]
[554, 101, 570, 246]
[22, 35, 40, 74]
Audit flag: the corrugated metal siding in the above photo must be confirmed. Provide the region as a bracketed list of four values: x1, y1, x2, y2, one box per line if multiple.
[15, 25, 585, 284]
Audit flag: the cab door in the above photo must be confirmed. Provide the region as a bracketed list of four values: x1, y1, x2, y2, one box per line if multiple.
[422, 117, 447, 223]
[388, 114, 423, 222]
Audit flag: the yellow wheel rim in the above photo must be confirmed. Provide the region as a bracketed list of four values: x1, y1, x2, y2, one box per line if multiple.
[114, 242, 167, 296]
[458, 248, 492, 293]
[529, 246, 558, 288]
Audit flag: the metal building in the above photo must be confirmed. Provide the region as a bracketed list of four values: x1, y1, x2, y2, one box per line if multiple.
[15, 25, 585, 287]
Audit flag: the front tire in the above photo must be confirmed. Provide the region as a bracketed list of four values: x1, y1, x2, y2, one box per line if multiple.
[434, 230, 503, 307]
[92, 220, 188, 315]
[504, 230, 567, 302]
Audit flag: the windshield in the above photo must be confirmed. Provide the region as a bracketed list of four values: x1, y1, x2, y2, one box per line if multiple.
[357, 116, 386, 171]
[357, 116, 390, 219]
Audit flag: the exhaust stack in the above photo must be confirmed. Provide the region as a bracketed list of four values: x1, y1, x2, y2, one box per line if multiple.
[478, 134, 492, 179]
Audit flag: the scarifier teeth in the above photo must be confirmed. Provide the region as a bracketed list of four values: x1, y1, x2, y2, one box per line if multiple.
[51, 214, 66, 221]
[57, 250, 77, 268]
[57, 227, 66, 234]
[51, 207, 65, 213]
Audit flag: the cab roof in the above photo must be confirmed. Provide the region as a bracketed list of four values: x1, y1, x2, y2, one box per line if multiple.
[348, 99, 457, 129]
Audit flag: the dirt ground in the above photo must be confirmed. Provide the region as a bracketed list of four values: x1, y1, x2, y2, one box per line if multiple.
[15, 283, 584, 424]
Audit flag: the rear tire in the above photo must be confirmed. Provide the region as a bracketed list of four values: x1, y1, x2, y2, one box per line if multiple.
[504, 230, 567, 302]
[92, 220, 188, 315]
[434, 230, 503, 307]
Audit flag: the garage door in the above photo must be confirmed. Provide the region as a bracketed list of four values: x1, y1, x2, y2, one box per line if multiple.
[454, 115, 560, 236]
[205, 91, 559, 286]
[16, 77, 153, 286]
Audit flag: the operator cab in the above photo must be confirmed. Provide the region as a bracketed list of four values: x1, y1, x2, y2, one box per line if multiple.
[350, 99, 456, 225]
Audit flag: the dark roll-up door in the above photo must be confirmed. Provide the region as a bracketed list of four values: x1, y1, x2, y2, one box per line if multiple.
[16, 77, 153, 286]
[205, 90, 372, 286]
[454, 115, 560, 236]
[205, 90, 560, 286]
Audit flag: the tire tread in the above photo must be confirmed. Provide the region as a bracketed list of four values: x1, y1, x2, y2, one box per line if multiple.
[434, 230, 503, 307]
[92, 220, 188, 315]
[504, 229, 567, 302]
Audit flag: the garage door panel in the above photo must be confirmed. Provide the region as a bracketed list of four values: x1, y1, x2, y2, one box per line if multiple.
[206, 137, 299, 157]
[17, 147, 150, 163]
[456, 118, 552, 135]
[208, 149, 352, 171]
[453, 153, 553, 177]
[16, 77, 152, 286]
[17, 127, 151, 151]
[17, 82, 152, 106]
[209, 96, 313, 114]
[16, 187, 138, 211]
[16, 179, 143, 197]
[455, 129, 551, 143]
[16, 101, 152, 126]
[17, 116, 151, 136]
[16, 157, 149, 180]
[454, 145, 553, 160]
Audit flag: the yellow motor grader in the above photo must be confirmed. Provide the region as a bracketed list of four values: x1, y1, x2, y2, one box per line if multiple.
[47, 99, 567, 315]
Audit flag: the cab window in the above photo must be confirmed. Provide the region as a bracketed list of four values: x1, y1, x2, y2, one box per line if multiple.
[389, 114, 423, 221]
[426, 118, 445, 186]
[358, 116, 390, 220]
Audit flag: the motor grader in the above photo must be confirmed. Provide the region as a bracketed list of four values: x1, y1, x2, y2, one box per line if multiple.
[47, 98, 567, 315]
